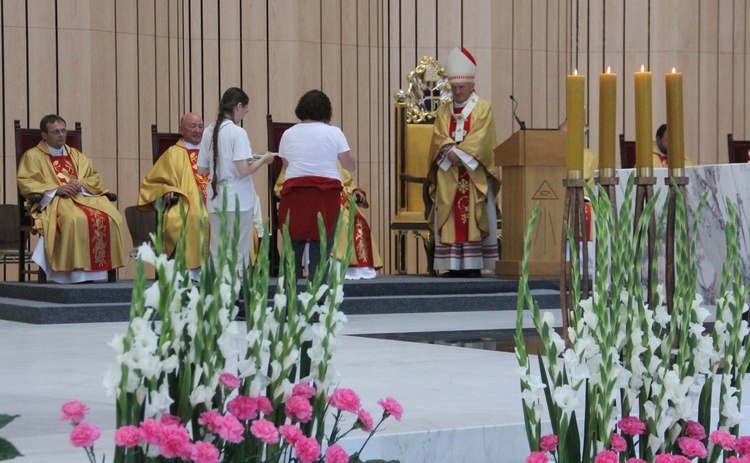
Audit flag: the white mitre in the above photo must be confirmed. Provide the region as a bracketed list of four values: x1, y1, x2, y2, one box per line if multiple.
[445, 47, 477, 84]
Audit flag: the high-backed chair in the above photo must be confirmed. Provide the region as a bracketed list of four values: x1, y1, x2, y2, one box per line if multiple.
[727, 133, 750, 163]
[123, 205, 157, 277]
[266, 114, 296, 276]
[14, 120, 117, 283]
[0, 204, 30, 278]
[619, 134, 636, 169]
[391, 57, 451, 275]
[151, 124, 183, 163]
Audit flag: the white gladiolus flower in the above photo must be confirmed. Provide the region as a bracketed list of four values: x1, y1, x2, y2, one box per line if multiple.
[552, 384, 580, 414]
[548, 331, 566, 354]
[582, 309, 598, 329]
[137, 243, 157, 264]
[161, 355, 179, 374]
[722, 394, 745, 427]
[145, 383, 175, 418]
[274, 293, 287, 310]
[125, 371, 141, 393]
[569, 363, 590, 387]
[541, 311, 555, 328]
[189, 385, 214, 407]
[109, 333, 126, 355]
[103, 364, 122, 397]
[315, 284, 329, 301]
[120, 347, 153, 372]
[521, 389, 542, 407]
[269, 360, 282, 381]
[654, 305, 670, 326]
[298, 292, 314, 307]
[237, 359, 257, 378]
[283, 349, 300, 370]
[134, 329, 159, 354]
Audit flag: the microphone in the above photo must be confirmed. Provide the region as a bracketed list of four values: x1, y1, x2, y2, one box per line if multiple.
[509, 95, 527, 130]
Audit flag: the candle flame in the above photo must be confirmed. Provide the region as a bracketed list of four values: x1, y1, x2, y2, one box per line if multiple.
[672, 67, 676, 73]
[574, 69, 578, 76]
[641, 64, 645, 72]
[607, 66, 611, 74]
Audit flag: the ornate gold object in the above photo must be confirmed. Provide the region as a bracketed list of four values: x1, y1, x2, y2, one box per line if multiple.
[394, 56, 451, 123]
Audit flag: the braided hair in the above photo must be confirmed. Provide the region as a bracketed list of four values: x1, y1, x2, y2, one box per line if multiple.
[210, 87, 250, 200]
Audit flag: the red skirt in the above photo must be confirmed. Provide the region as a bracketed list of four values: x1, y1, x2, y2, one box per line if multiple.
[278, 176, 343, 240]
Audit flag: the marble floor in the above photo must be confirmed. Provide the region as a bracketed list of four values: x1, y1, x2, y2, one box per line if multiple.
[0, 309, 549, 463]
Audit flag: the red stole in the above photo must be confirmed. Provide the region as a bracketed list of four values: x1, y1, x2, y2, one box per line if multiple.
[187, 148, 210, 203]
[48, 153, 113, 270]
[341, 196, 377, 267]
[450, 108, 474, 243]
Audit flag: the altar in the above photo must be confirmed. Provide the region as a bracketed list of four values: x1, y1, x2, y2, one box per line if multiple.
[612, 163, 750, 304]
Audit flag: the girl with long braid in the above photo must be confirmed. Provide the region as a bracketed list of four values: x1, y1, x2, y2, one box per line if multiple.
[197, 87, 275, 274]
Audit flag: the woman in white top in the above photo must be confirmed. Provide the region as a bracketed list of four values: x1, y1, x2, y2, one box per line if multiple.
[197, 87, 274, 274]
[278, 89, 356, 278]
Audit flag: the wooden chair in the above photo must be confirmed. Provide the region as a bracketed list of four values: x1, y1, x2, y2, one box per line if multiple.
[14, 120, 117, 282]
[619, 134, 636, 169]
[0, 204, 31, 279]
[152, 124, 183, 163]
[727, 134, 750, 163]
[266, 114, 295, 276]
[123, 205, 157, 277]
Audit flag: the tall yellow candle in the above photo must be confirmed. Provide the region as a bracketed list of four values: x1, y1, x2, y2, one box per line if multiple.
[566, 69, 585, 173]
[634, 65, 653, 171]
[598, 67, 617, 171]
[666, 68, 685, 171]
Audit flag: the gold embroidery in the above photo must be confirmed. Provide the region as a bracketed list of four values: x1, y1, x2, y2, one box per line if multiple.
[457, 178, 469, 194]
[89, 209, 108, 267]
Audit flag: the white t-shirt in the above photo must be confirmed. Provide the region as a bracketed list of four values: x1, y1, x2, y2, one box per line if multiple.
[279, 122, 350, 181]
[197, 120, 255, 212]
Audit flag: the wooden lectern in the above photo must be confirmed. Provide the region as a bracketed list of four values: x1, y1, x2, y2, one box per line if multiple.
[494, 130, 566, 278]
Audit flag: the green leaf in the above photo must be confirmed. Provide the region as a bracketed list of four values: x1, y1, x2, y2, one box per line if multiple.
[0, 437, 22, 460]
[0, 416, 18, 431]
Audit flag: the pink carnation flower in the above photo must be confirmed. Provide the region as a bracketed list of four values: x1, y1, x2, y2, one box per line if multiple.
[158, 424, 191, 459]
[279, 424, 304, 446]
[70, 422, 101, 448]
[219, 373, 241, 390]
[191, 441, 220, 463]
[218, 415, 245, 444]
[618, 416, 647, 436]
[525, 451, 549, 463]
[114, 425, 144, 448]
[654, 455, 674, 463]
[61, 401, 90, 424]
[677, 437, 707, 459]
[140, 418, 164, 445]
[377, 397, 403, 421]
[710, 430, 736, 450]
[293, 383, 317, 399]
[685, 420, 706, 440]
[539, 434, 558, 452]
[594, 450, 618, 463]
[672, 456, 692, 463]
[285, 395, 313, 423]
[329, 388, 361, 413]
[356, 408, 374, 433]
[727, 457, 748, 463]
[256, 396, 273, 415]
[160, 413, 183, 426]
[198, 410, 224, 434]
[295, 436, 322, 463]
[610, 433, 627, 452]
[325, 444, 349, 463]
[228, 396, 259, 421]
[250, 419, 280, 444]
[735, 436, 750, 456]
[625, 459, 648, 463]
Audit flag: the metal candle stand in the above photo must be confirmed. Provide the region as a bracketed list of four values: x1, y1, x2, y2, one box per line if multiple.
[560, 175, 589, 344]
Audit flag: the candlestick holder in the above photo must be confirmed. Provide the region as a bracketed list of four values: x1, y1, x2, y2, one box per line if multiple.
[665, 172, 689, 314]
[596, 168, 619, 221]
[560, 176, 589, 345]
[634, 170, 657, 309]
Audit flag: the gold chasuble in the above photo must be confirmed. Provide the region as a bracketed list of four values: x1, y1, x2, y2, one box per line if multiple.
[651, 142, 694, 168]
[428, 99, 500, 250]
[17, 142, 125, 273]
[137, 140, 209, 269]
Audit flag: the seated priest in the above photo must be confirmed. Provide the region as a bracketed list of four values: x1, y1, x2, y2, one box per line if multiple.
[137, 112, 209, 277]
[652, 123, 694, 168]
[16, 114, 125, 283]
[274, 166, 382, 279]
